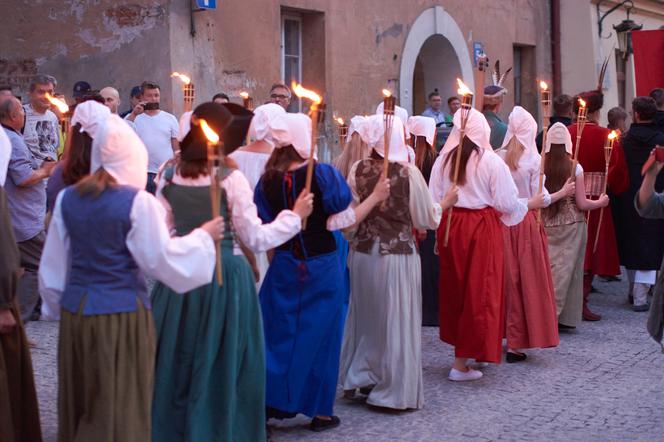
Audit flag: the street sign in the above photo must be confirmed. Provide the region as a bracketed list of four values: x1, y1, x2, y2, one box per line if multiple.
[196, 0, 216, 9]
[473, 42, 485, 67]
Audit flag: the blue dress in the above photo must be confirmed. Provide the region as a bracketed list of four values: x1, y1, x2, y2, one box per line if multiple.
[255, 163, 352, 417]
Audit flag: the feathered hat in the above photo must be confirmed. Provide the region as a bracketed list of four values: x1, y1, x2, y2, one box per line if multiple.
[484, 60, 512, 104]
[574, 52, 611, 114]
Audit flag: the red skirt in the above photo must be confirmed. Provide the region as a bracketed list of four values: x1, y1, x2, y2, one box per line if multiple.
[584, 206, 620, 276]
[503, 211, 560, 350]
[437, 207, 505, 363]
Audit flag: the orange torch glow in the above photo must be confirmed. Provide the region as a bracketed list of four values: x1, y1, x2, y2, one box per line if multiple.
[382, 89, 392, 98]
[199, 119, 219, 144]
[45, 93, 69, 113]
[239, 91, 249, 99]
[540, 81, 549, 91]
[336, 117, 344, 125]
[608, 130, 618, 141]
[291, 82, 322, 105]
[456, 79, 472, 96]
[578, 98, 587, 109]
[171, 72, 192, 85]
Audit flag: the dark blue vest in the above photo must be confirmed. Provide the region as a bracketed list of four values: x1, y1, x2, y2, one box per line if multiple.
[60, 186, 149, 315]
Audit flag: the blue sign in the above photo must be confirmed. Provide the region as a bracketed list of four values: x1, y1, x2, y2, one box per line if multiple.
[473, 42, 484, 67]
[196, 0, 216, 9]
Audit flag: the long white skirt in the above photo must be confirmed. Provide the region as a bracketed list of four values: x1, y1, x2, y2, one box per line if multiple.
[339, 242, 424, 410]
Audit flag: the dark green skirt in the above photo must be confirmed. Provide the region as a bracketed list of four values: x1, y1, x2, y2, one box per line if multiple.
[151, 248, 266, 442]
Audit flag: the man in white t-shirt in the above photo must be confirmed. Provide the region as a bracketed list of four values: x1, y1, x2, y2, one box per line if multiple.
[22, 74, 60, 165]
[125, 81, 179, 194]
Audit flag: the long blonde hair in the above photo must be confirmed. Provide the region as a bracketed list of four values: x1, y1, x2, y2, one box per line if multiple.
[333, 132, 371, 178]
[504, 136, 525, 171]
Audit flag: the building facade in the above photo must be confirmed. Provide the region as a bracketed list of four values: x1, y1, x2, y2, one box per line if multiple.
[2, 0, 553, 157]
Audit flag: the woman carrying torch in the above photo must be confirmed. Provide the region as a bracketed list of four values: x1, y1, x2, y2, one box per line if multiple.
[428, 105, 527, 381]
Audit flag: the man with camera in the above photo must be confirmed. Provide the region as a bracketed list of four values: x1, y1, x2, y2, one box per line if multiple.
[125, 81, 179, 194]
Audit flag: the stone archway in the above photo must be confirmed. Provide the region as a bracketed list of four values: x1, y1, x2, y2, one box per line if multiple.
[399, 6, 474, 116]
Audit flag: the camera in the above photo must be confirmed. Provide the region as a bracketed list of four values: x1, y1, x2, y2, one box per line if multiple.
[143, 102, 160, 111]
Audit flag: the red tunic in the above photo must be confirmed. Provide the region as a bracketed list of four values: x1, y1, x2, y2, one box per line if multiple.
[568, 123, 629, 276]
[437, 207, 505, 363]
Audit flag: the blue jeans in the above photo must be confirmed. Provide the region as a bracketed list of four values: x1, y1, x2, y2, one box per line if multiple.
[146, 173, 157, 195]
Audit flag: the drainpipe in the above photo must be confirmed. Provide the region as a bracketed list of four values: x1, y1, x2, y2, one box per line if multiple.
[551, 0, 562, 96]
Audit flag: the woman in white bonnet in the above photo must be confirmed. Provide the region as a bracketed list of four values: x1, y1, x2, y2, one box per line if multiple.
[542, 122, 608, 330]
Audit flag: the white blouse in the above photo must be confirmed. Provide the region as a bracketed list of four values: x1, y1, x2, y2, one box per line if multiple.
[156, 168, 302, 254]
[39, 190, 217, 320]
[228, 150, 271, 191]
[496, 150, 552, 207]
[429, 149, 528, 227]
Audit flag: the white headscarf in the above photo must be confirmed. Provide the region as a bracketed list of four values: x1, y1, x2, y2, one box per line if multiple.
[0, 127, 10, 187]
[441, 107, 492, 155]
[346, 115, 368, 143]
[249, 103, 286, 147]
[500, 106, 538, 154]
[271, 113, 317, 160]
[545, 122, 573, 154]
[372, 115, 409, 162]
[70, 100, 111, 140]
[407, 115, 436, 146]
[376, 102, 410, 139]
[90, 115, 149, 189]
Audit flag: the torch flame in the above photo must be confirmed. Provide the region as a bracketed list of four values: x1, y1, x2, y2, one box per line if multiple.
[45, 93, 69, 113]
[456, 79, 472, 96]
[539, 81, 548, 90]
[171, 72, 192, 85]
[291, 82, 322, 104]
[578, 98, 587, 108]
[608, 130, 618, 140]
[199, 119, 219, 144]
[382, 89, 392, 98]
[239, 91, 250, 99]
[336, 117, 344, 125]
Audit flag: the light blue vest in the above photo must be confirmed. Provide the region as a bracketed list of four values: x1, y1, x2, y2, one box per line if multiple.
[60, 186, 149, 315]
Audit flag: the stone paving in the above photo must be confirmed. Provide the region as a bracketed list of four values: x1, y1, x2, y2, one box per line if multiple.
[26, 273, 664, 441]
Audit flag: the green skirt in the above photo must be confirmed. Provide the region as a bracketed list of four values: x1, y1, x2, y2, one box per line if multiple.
[151, 248, 266, 442]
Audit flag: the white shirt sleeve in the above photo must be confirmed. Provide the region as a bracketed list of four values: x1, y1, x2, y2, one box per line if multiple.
[428, 154, 446, 204]
[488, 156, 528, 226]
[326, 206, 357, 231]
[38, 192, 69, 321]
[527, 155, 552, 207]
[126, 191, 216, 293]
[408, 163, 442, 230]
[224, 170, 302, 252]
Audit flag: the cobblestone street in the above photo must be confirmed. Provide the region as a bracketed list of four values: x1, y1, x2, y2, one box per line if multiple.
[27, 273, 663, 441]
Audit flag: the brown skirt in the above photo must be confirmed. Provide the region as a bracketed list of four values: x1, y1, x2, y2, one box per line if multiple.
[58, 301, 155, 442]
[0, 300, 42, 442]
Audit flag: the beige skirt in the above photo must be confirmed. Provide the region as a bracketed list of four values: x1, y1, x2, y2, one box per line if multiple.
[58, 301, 155, 442]
[545, 221, 587, 327]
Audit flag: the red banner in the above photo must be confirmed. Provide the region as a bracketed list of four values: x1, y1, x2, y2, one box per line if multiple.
[631, 30, 664, 96]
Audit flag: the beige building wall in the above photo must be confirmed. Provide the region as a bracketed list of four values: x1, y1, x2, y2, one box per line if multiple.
[1, 0, 552, 153]
[559, 0, 664, 125]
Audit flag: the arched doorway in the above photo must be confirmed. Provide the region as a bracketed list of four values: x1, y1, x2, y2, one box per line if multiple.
[412, 35, 463, 115]
[400, 6, 474, 116]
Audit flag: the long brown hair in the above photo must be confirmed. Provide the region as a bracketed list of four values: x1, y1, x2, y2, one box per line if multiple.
[333, 132, 370, 179]
[62, 123, 93, 185]
[504, 136, 524, 171]
[442, 136, 480, 185]
[75, 167, 117, 197]
[262, 145, 306, 185]
[543, 144, 573, 218]
[414, 135, 437, 173]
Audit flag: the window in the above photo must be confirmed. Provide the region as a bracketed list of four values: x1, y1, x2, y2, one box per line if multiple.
[281, 14, 302, 112]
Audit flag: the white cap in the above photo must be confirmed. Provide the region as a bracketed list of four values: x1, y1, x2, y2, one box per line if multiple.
[407, 115, 436, 146]
[271, 113, 317, 160]
[545, 122, 573, 154]
[90, 115, 149, 189]
[500, 106, 538, 154]
[376, 102, 410, 139]
[0, 127, 9, 187]
[70, 100, 111, 140]
[372, 115, 409, 162]
[249, 103, 286, 147]
[441, 107, 492, 155]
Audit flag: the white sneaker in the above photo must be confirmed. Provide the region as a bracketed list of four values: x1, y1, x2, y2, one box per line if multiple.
[448, 367, 483, 382]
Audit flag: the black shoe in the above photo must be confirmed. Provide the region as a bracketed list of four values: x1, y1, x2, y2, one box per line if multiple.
[309, 416, 340, 432]
[359, 386, 374, 395]
[601, 275, 621, 282]
[506, 351, 527, 363]
[266, 406, 296, 420]
[558, 323, 576, 331]
[628, 294, 634, 305]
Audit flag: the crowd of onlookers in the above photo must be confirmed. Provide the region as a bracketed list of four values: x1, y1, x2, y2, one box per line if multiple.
[0, 75, 297, 324]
